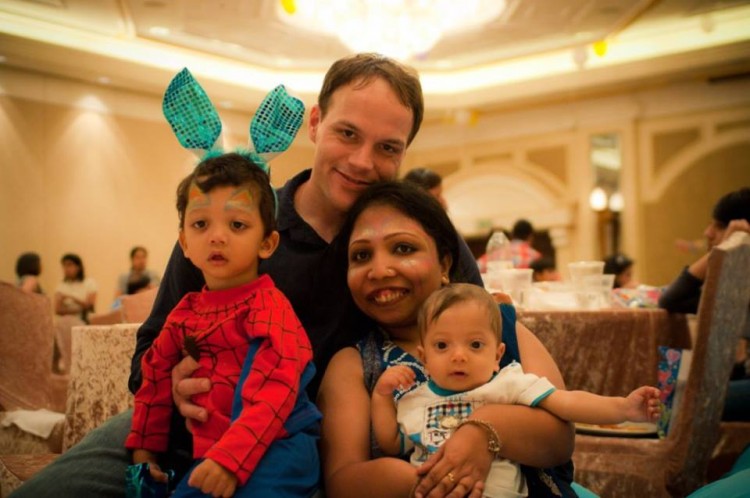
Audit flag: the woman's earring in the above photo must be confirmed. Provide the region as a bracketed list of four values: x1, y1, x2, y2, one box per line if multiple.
[441, 274, 450, 286]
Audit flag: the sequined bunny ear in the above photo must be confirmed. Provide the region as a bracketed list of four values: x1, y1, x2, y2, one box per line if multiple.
[249, 85, 304, 163]
[162, 68, 222, 154]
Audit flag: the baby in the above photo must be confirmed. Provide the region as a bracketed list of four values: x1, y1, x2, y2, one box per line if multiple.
[371, 283, 661, 497]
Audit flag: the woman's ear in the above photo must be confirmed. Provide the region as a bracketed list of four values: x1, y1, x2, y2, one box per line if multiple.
[439, 254, 453, 284]
[259, 231, 281, 260]
[495, 342, 506, 372]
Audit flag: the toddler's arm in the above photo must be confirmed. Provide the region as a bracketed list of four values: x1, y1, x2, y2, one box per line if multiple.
[371, 365, 416, 456]
[539, 385, 661, 425]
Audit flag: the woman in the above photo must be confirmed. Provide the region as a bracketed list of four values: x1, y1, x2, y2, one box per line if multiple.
[55, 253, 97, 323]
[15, 251, 43, 294]
[318, 182, 574, 498]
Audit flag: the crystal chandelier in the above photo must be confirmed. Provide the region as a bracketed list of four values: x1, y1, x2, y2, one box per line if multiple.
[278, 0, 506, 61]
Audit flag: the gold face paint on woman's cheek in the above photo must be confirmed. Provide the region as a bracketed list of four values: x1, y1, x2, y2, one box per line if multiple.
[225, 187, 256, 212]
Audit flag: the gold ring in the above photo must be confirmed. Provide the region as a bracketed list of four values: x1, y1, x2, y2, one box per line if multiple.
[447, 472, 455, 483]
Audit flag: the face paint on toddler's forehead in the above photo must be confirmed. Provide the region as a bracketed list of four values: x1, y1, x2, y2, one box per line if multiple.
[186, 183, 210, 210]
[225, 186, 256, 212]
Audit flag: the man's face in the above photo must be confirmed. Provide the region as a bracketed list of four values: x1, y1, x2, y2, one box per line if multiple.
[307, 78, 414, 215]
[704, 219, 726, 249]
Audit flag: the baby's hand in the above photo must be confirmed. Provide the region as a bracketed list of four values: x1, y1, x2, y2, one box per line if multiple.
[132, 449, 168, 483]
[188, 459, 237, 498]
[374, 365, 416, 396]
[624, 386, 662, 422]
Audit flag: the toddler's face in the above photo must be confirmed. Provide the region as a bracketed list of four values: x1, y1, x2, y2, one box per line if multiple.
[419, 301, 504, 392]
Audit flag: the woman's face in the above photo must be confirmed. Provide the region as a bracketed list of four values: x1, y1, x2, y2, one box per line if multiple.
[347, 204, 451, 334]
[62, 259, 80, 280]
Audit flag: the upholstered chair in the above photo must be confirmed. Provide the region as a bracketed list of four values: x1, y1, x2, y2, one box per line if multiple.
[573, 232, 750, 497]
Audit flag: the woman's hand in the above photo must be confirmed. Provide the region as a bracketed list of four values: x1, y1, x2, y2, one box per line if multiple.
[171, 355, 210, 431]
[413, 425, 490, 498]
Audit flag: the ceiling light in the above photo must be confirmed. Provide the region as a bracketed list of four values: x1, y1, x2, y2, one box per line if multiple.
[97, 76, 111, 85]
[149, 26, 171, 37]
[589, 187, 608, 212]
[278, 0, 506, 61]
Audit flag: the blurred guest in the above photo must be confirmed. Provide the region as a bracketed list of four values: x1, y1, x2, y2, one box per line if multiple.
[604, 253, 637, 288]
[403, 167, 447, 210]
[530, 257, 560, 282]
[114, 246, 160, 299]
[659, 187, 750, 417]
[510, 219, 541, 268]
[55, 253, 97, 323]
[15, 251, 43, 294]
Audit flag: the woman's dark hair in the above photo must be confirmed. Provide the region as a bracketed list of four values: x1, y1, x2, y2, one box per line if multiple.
[713, 187, 750, 227]
[336, 181, 464, 281]
[61, 253, 84, 281]
[175, 152, 276, 236]
[16, 252, 41, 278]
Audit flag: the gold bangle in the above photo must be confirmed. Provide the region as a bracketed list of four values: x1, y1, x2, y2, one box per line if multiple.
[456, 419, 503, 457]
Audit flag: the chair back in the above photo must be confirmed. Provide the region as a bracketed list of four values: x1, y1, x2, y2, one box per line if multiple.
[62, 324, 137, 450]
[119, 287, 157, 323]
[666, 231, 750, 494]
[0, 282, 62, 411]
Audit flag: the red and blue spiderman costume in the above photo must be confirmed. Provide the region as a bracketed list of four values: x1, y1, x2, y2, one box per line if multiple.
[126, 274, 317, 487]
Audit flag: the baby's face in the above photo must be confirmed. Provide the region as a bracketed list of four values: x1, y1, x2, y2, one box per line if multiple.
[419, 301, 504, 392]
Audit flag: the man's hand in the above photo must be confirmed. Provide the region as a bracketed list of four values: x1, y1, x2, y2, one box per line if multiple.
[188, 459, 237, 498]
[132, 448, 169, 484]
[171, 355, 210, 431]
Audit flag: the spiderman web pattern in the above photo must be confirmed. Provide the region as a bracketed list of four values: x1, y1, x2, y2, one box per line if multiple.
[127, 283, 313, 483]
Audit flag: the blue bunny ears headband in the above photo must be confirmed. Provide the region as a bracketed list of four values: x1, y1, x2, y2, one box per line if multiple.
[162, 68, 304, 176]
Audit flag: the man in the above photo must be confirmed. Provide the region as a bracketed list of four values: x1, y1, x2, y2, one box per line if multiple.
[509, 218, 541, 269]
[403, 167, 448, 209]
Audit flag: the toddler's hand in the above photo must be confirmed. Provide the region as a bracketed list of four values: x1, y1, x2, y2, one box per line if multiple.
[188, 458, 237, 498]
[374, 365, 416, 396]
[132, 448, 168, 483]
[625, 386, 662, 422]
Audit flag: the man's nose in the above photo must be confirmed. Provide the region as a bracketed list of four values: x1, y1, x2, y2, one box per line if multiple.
[349, 144, 376, 172]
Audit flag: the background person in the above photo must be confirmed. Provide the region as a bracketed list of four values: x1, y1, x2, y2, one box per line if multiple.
[15, 251, 43, 294]
[403, 167, 448, 210]
[54, 253, 96, 322]
[659, 187, 750, 419]
[115, 246, 160, 299]
[603, 253, 637, 288]
[509, 219, 541, 269]
[530, 257, 560, 283]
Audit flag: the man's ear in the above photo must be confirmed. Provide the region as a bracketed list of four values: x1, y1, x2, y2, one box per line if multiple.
[259, 231, 280, 260]
[495, 342, 506, 372]
[178, 230, 191, 261]
[308, 105, 321, 144]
